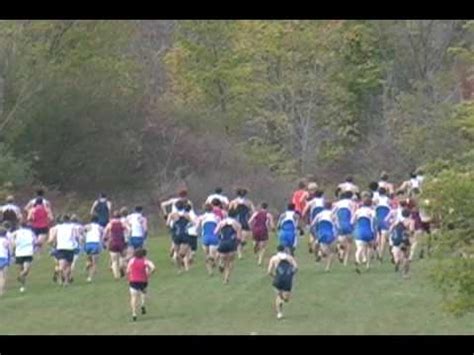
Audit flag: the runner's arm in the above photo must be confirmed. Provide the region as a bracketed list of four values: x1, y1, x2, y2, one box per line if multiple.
[146, 260, 156, 275]
[90, 201, 97, 216]
[248, 212, 258, 227]
[267, 257, 276, 276]
[267, 213, 275, 231]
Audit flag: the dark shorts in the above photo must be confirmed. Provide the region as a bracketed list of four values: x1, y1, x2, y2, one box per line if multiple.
[188, 235, 198, 251]
[421, 222, 431, 234]
[56, 249, 74, 263]
[252, 230, 269, 242]
[172, 234, 190, 246]
[109, 241, 126, 253]
[15, 256, 33, 264]
[129, 281, 148, 292]
[218, 239, 237, 254]
[32, 227, 49, 236]
[273, 275, 293, 292]
[241, 222, 250, 231]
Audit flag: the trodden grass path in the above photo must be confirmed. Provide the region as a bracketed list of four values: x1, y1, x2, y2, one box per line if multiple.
[0, 233, 472, 335]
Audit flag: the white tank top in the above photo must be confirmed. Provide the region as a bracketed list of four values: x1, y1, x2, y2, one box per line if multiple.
[376, 195, 391, 208]
[355, 206, 375, 220]
[202, 212, 219, 225]
[308, 197, 324, 210]
[0, 237, 9, 258]
[13, 228, 35, 257]
[317, 210, 333, 223]
[335, 199, 352, 211]
[187, 210, 198, 236]
[85, 223, 102, 243]
[128, 213, 145, 237]
[56, 223, 76, 250]
[410, 178, 420, 189]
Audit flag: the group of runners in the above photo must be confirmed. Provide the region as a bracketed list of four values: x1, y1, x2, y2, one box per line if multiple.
[0, 169, 433, 321]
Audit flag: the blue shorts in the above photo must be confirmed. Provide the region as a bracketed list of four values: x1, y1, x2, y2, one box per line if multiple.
[0, 257, 9, 270]
[279, 233, 296, 249]
[202, 235, 219, 247]
[129, 237, 145, 249]
[84, 242, 101, 255]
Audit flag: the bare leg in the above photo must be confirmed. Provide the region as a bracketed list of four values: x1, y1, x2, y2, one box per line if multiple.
[0, 269, 6, 296]
[409, 231, 422, 261]
[275, 292, 284, 318]
[130, 289, 138, 319]
[344, 237, 352, 266]
[110, 252, 121, 279]
[257, 241, 267, 266]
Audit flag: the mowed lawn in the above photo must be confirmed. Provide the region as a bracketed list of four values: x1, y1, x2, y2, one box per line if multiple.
[0, 232, 472, 335]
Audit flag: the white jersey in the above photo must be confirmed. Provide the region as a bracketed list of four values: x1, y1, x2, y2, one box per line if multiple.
[410, 178, 420, 190]
[355, 206, 375, 220]
[372, 191, 380, 201]
[205, 193, 229, 206]
[187, 210, 199, 236]
[279, 211, 298, 227]
[307, 197, 324, 214]
[338, 182, 359, 194]
[0, 237, 9, 259]
[127, 212, 146, 237]
[334, 199, 354, 212]
[1, 203, 21, 217]
[374, 195, 391, 208]
[85, 223, 103, 243]
[56, 223, 76, 250]
[12, 228, 35, 257]
[314, 209, 333, 224]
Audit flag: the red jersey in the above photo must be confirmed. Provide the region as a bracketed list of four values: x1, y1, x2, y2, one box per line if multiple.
[128, 257, 149, 283]
[31, 205, 49, 228]
[292, 189, 306, 214]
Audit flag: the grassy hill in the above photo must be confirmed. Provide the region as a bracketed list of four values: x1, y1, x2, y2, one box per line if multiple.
[0, 233, 472, 335]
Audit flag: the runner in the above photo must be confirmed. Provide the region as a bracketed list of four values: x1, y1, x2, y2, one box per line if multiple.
[104, 211, 130, 280]
[27, 198, 53, 253]
[162, 189, 193, 259]
[25, 189, 52, 213]
[389, 208, 414, 278]
[161, 189, 193, 220]
[302, 185, 323, 252]
[70, 214, 84, 280]
[337, 176, 360, 199]
[368, 181, 379, 201]
[48, 215, 62, 283]
[229, 188, 254, 259]
[0, 227, 12, 296]
[277, 203, 299, 256]
[333, 191, 356, 266]
[267, 245, 298, 320]
[291, 180, 308, 236]
[83, 216, 104, 282]
[291, 181, 307, 216]
[126, 248, 156, 322]
[1, 195, 22, 230]
[214, 210, 242, 284]
[167, 201, 192, 273]
[11, 221, 36, 293]
[373, 187, 392, 262]
[126, 206, 148, 259]
[47, 214, 78, 286]
[90, 193, 112, 228]
[248, 202, 275, 266]
[198, 204, 221, 275]
[352, 197, 376, 273]
[186, 204, 199, 265]
[378, 171, 395, 195]
[211, 199, 226, 220]
[205, 187, 229, 210]
[399, 172, 421, 195]
[311, 201, 337, 271]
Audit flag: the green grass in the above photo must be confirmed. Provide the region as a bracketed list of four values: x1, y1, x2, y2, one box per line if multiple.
[0, 233, 472, 335]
